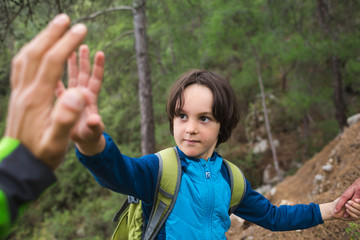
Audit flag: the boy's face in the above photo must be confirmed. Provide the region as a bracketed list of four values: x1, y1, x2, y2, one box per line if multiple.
[173, 84, 220, 160]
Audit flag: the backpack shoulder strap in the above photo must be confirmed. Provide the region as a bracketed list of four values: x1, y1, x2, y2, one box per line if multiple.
[143, 147, 181, 240]
[223, 159, 246, 215]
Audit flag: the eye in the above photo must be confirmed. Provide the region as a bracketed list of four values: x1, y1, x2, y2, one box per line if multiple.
[200, 116, 210, 123]
[178, 113, 187, 120]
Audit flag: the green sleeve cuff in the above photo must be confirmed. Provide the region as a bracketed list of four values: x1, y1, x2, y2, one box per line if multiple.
[0, 138, 20, 163]
[0, 191, 11, 239]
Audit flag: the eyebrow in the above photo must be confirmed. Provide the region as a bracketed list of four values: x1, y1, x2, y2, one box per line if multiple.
[198, 111, 213, 115]
[175, 109, 213, 116]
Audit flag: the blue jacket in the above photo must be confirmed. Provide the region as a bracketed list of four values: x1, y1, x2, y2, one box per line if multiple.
[76, 133, 323, 239]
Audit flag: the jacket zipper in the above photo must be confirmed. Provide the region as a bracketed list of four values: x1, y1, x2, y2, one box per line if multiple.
[201, 159, 214, 239]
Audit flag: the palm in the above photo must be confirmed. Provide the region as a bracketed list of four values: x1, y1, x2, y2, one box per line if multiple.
[61, 45, 105, 144]
[70, 92, 101, 143]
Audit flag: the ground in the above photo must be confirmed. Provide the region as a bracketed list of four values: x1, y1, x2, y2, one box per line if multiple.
[226, 121, 360, 240]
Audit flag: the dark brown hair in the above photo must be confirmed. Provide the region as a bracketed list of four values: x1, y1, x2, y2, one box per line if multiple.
[166, 69, 240, 146]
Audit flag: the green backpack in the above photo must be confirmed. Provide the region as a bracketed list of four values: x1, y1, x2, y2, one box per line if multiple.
[111, 147, 246, 240]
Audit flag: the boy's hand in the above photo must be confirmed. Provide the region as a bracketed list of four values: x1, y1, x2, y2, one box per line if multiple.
[328, 198, 360, 221]
[344, 199, 360, 220]
[56, 45, 106, 156]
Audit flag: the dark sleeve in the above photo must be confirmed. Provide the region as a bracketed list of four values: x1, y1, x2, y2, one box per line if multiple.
[76, 132, 159, 204]
[233, 180, 324, 231]
[0, 142, 56, 239]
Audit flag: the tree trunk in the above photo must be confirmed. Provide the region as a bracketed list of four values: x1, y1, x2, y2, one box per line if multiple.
[280, 63, 295, 93]
[133, 0, 155, 155]
[301, 114, 310, 161]
[74, 3, 156, 154]
[316, 0, 348, 130]
[332, 55, 348, 130]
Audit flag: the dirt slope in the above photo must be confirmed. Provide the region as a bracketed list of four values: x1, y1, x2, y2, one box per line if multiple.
[226, 121, 360, 240]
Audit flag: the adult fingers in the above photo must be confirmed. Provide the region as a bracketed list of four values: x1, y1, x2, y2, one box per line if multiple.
[88, 51, 105, 95]
[40, 88, 86, 170]
[34, 23, 87, 99]
[78, 45, 91, 87]
[67, 52, 79, 88]
[335, 187, 354, 213]
[11, 14, 71, 89]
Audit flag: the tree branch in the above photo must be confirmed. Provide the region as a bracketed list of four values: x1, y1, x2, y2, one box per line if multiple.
[103, 30, 134, 51]
[251, 45, 283, 182]
[73, 6, 134, 23]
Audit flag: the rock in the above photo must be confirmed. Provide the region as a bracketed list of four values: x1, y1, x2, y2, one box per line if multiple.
[230, 214, 245, 228]
[263, 163, 284, 184]
[314, 174, 324, 182]
[279, 199, 293, 205]
[322, 164, 333, 172]
[253, 139, 280, 154]
[270, 187, 277, 196]
[347, 113, 360, 126]
[240, 236, 254, 240]
[273, 139, 280, 148]
[255, 184, 272, 195]
[329, 149, 337, 158]
[76, 226, 85, 237]
[253, 139, 268, 154]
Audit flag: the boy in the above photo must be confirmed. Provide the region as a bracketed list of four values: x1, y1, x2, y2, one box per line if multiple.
[63, 46, 360, 239]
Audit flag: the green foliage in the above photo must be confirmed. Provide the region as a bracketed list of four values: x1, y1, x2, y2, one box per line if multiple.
[239, 152, 264, 187]
[346, 222, 360, 240]
[12, 191, 124, 239]
[9, 146, 126, 239]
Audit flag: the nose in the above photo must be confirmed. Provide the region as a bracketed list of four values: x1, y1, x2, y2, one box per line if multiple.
[185, 119, 198, 134]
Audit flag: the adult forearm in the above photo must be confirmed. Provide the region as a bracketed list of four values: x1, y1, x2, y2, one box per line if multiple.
[0, 143, 56, 239]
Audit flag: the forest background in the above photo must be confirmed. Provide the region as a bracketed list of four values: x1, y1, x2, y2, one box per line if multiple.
[1, 0, 360, 239]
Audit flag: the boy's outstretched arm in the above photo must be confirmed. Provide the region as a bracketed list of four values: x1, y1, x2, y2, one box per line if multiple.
[56, 45, 106, 156]
[320, 197, 360, 221]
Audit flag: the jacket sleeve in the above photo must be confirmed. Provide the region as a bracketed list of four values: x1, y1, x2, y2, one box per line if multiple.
[0, 138, 56, 239]
[233, 179, 324, 231]
[76, 132, 159, 205]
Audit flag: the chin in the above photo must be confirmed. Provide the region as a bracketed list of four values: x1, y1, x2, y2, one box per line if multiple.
[182, 149, 199, 158]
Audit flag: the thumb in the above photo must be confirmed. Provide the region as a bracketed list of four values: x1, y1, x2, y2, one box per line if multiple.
[335, 188, 354, 213]
[353, 190, 360, 200]
[52, 88, 86, 130]
[40, 88, 86, 169]
[335, 196, 347, 213]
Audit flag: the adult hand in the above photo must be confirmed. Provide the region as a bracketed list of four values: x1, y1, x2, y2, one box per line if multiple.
[5, 14, 88, 170]
[335, 177, 360, 217]
[56, 45, 106, 156]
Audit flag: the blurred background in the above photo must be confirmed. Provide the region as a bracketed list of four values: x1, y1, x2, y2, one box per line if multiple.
[1, 0, 359, 239]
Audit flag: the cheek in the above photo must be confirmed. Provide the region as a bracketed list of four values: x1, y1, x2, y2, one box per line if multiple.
[172, 119, 181, 137]
[211, 124, 221, 140]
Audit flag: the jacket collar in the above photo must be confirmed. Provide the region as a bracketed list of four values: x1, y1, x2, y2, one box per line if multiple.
[176, 146, 219, 162]
[176, 146, 221, 170]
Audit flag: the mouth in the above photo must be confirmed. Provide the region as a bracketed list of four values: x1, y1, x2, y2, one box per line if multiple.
[184, 139, 200, 144]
